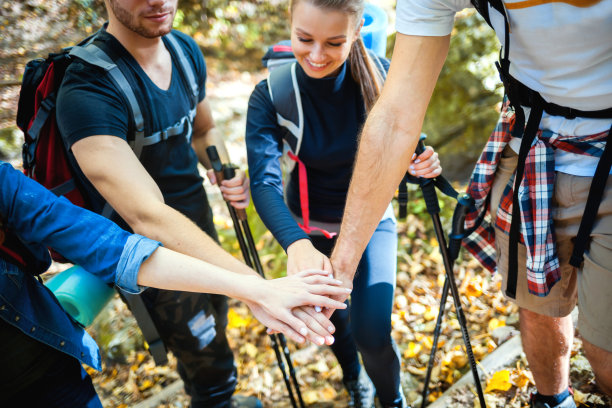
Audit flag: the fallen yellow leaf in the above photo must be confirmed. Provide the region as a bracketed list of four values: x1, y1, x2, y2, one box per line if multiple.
[319, 385, 337, 399]
[512, 370, 532, 388]
[485, 369, 513, 393]
[302, 390, 319, 404]
[488, 318, 506, 332]
[228, 308, 252, 329]
[424, 307, 438, 322]
[307, 359, 330, 373]
[139, 379, 154, 391]
[465, 276, 483, 297]
[403, 342, 423, 359]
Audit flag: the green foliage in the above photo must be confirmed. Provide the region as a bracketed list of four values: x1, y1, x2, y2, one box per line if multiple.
[216, 202, 288, 279]
[423, 12, 502, 181]
[177, 0, 290, 71]
[0, 126, 21, 161]
[66, 0, 105, 29]
[387, 12, 502, 181]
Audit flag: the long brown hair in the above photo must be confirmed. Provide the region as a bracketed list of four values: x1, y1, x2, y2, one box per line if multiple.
[289, 0, 385, 113]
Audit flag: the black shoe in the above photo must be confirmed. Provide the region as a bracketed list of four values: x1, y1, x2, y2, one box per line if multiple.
[530, 392, 576, 408]
[379, 384, 409, 408]
[230, 395, 263, 408]
[344, 369, 375, 408]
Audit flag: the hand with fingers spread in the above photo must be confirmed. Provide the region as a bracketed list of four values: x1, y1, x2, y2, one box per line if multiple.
[408, 145, 442, 179]
[207, 168, 250, 209]
[242, 270, 350, 344]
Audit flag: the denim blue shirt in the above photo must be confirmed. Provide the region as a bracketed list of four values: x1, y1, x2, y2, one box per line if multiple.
[0, 162, 161, 370]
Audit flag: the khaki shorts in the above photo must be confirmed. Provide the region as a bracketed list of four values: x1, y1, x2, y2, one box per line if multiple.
[491, 146, 612, 352]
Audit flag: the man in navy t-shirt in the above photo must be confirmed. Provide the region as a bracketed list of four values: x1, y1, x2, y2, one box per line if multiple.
[57, 1, 262, 407]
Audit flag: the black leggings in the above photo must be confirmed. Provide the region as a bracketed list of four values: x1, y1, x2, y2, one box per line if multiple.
[311, 217, 403, 405]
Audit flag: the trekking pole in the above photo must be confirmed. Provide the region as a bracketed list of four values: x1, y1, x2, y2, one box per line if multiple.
[407, 137, 486, 408]
[420, 193, 475, 407]
[206, 146, 305, 408]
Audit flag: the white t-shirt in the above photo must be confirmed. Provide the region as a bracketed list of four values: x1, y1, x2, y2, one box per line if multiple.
[396, 0, 612, 176]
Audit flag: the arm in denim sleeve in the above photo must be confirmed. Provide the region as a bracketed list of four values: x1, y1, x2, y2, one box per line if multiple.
[245, 82, 309, 251]
[0, 162, 160, 292]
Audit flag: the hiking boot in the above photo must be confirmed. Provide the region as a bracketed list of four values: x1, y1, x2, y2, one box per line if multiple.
[229, 395, 263, 408]
[378, 384, 409, 408]
[344, 369, 375, 408]
[530, 393, 576, 408]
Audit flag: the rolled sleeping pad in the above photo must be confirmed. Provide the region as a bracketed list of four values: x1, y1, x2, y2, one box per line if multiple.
[45, 265, 115, 327]
[360, 3, 389, 58]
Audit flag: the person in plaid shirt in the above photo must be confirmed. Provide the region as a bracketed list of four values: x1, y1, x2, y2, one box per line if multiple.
[328, 0, 612, 407]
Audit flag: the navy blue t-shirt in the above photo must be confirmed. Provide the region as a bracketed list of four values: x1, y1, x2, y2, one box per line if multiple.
[57, 29, 210, 230]
[246, 57, 390, 250]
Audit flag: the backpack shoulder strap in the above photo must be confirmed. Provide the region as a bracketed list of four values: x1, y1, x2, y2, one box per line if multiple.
[68, 44, 146, 159]
[267, 62, 304, 155]
[164, 32, 199, 109]
[68, 41, 170, 366]
[471, 0, 506, 28]
[471, 0, 492, 26]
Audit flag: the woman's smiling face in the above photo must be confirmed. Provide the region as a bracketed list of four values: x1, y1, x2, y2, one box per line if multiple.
[290, 1, 361, 79]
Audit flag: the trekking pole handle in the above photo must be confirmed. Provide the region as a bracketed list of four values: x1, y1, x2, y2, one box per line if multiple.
[414, 134, 440, 215]
[206, 146, 225, 184]
[205, 146, 248, 220]
[221, 164, 247, 220]
[448, 193, 474, 262]
[414, 133, 427, 156]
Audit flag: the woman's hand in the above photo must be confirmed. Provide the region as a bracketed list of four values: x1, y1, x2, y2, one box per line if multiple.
[207, 168, 250, 209]
[285, 239, 339, 344]
[286, 239, 332, 276]
[243, 270, 350, 344]
[409, 145, 441, 179]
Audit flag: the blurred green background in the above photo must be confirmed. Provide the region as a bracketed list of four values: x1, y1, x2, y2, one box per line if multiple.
[0, 0, 501, 179]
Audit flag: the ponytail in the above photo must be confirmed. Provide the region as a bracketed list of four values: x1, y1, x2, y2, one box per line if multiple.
[348, 37, 384, 113]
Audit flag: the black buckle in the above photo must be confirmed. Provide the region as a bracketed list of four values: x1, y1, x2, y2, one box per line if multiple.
[22, 142, 36, 170]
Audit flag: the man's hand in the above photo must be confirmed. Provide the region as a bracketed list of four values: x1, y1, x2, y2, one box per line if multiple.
[207, 168, 250, 209]
[322, 264, 353, 319]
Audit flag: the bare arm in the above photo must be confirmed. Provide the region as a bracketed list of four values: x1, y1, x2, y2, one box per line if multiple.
[137, 246, 350, 343]
[191, 98, 250, 208]
[71, 135, 255, 276]
[331, 33, 451, 283]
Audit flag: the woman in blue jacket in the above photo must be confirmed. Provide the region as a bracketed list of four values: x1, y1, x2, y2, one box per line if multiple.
[0, 161, 348, 407]
[246, 1, 441, 406]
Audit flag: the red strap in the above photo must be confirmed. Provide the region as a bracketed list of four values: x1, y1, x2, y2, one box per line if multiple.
[273, 44, 293, 53]
[287, 152, 337, 239]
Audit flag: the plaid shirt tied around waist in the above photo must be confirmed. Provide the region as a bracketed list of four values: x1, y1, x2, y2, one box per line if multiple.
[463, 100, 609, 297]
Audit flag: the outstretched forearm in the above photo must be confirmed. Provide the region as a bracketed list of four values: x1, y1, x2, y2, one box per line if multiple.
[331, 34, 450, 280]
[137, 246, 350, 343]
[130, 200, 256, 276]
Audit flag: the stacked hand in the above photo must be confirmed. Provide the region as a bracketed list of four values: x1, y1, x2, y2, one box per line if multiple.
[285, 239, 340, 345]
[238, 146, 442, 344]
[243, 269, 350, 344]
